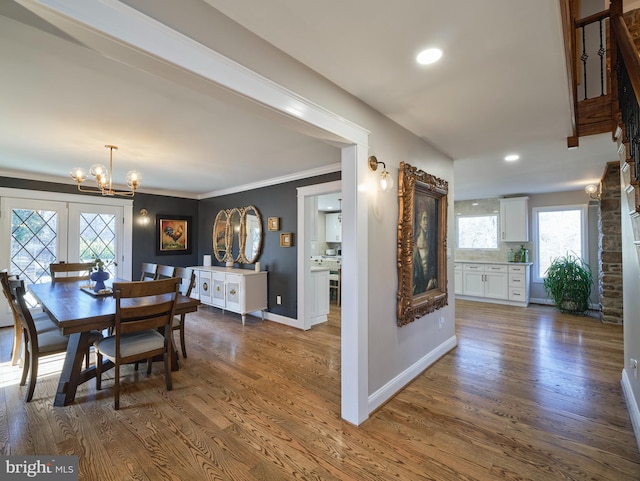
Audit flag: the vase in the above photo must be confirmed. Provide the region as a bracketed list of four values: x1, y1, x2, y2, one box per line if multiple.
[91, 269, 110, 293]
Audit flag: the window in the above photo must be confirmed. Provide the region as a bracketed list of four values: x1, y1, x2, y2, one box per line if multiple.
[534, 205, 587, 281]
[456, 214, 498, 249]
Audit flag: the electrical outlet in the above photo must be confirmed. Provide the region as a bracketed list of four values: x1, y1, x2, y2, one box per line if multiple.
[276, 295, 282, 305]
[632, 358, 638, 379]
[439, 317, 445, 328]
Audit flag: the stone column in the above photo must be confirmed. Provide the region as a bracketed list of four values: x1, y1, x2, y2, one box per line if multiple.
[598, 162, 623, 324]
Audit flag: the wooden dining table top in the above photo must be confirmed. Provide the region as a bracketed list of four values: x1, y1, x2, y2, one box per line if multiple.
[29, 279, 200, 335]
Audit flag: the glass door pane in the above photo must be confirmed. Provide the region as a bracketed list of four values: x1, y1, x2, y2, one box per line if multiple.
[0, 198, 68, 314]
[68, 204, 123, 279]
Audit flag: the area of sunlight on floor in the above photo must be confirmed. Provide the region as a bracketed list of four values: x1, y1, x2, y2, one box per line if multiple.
[0, 352, 66, 388]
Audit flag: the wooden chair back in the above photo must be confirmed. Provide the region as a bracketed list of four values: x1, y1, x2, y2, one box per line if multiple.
[112, 278, 180, 350]
[14, 282, 71, 401]
[155, 264, 176, 280]
[173, 267, 195, 297]
[0, 270, 23, 365]
[50, 262, 93, 284]
[140, 262, 157, 281]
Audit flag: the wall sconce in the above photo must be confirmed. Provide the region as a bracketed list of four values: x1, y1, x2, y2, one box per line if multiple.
[139, 208, 150, 225]
[368, 156, 394, 192]
[585, 183, 600, 200]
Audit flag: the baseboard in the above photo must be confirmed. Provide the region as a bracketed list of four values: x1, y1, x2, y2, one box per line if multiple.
[621, 368, 640, 452]
[368, 335, 458, 414]
[263, 311, 302, 329]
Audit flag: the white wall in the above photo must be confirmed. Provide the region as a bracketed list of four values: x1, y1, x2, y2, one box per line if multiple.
[621, 164, 640, 446]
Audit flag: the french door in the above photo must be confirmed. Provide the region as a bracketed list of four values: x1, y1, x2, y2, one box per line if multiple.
[0, 188, 133, 325]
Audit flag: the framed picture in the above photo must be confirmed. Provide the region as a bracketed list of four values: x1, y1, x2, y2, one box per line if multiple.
[396, 162, 448, 327]
[280, 232, 293, 247]
[156, 215, 192, 255]
[268, 217, 280, 231]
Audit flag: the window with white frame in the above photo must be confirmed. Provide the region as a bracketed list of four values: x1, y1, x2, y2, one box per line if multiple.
[534, 205, 587, 281]
[456, 214, 498, 249]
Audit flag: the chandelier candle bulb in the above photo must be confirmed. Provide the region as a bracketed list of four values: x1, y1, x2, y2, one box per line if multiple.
[255, 262, 261, 272]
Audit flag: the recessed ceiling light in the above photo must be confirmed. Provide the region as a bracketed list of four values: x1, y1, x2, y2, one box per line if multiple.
[504, 154, 520, 162]
[416, 48, 442, 65]
[471, 202, 479, 206]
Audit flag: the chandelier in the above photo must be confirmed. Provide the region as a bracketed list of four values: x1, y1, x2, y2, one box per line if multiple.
[70, 145, 141, 197]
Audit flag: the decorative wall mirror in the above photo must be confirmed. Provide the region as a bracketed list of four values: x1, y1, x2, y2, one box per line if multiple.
[212, 205, 263, 264]
[213, 210, 229, 262]
[239, 206, 263, 264]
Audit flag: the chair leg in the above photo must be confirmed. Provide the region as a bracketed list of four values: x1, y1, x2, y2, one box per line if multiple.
[114, 362, 120, 410]
[11, 325, 22, 366]
[25, 348, 38, 402]
[179, 315, 187, 358]
[164, 351, 173, 391]
[146, 358, 152, 375]
[19, 345, 30, 387]
[95, 352, 102, 390]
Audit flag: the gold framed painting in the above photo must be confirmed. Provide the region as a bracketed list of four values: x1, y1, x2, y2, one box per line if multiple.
[280, 232, 293, 247]
[268, 217, 280, 231]
[396, 161, 448, 327]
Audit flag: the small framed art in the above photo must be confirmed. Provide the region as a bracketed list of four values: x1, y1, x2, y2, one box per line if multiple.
[268, 217, 280, 231]
[280, 232, 293, 247]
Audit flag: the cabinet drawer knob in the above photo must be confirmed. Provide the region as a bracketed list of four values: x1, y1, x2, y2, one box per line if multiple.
[202, 282, 208, 291]
[229, 289, 237, 296]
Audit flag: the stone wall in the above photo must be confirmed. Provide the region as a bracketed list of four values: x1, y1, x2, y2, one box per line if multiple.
[598, 161, 623, 324]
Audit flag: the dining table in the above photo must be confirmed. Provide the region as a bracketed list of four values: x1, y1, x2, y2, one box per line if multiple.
[28, 278, 200, 407]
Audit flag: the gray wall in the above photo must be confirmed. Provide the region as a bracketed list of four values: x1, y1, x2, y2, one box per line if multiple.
[197, 172, 340, 319]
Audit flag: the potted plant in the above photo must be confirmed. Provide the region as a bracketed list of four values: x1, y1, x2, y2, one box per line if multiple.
[543, 254, 593, 314]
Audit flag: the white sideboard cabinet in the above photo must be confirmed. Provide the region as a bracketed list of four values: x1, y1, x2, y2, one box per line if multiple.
[499, 197, 529, 242]
[191, 266, 267, 325]
[456, 261, 531, 307]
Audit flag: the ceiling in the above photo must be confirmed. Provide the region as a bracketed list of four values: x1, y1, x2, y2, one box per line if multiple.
[0, 0, 625, 201]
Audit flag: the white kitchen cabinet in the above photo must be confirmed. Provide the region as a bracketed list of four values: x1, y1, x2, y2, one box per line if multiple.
[456, 261, 531, 306]
[462, 264, 485, 297]
[499, 197, 529, 242]
[462, 264, 508, 300]
[454, 263, 463, 295]
[191, 266, 267, 325]
[325, 212, 342, 242]
[508, 263, 531, 305]
[310, 268, 330, 325]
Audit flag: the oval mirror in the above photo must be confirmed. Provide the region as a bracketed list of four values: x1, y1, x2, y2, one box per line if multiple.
[212, 209, 229, 262]
[239, 205, 262, 264]
[229, 208, 242, 262]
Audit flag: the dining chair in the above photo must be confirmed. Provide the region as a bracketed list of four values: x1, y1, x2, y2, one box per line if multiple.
[50, 261, 93, 284]
[0, 271, 58, 366]
[140, 262, 158, 281]
[94, 277, 180, 410]
[172, 267, 195, 358]
[13, 282, 103, 402]
[155, 264, 176, 280]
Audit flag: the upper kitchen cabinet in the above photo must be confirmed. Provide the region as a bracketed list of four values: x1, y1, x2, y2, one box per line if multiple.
[499, 197, 529, 242]
[326, 212, 342, 242]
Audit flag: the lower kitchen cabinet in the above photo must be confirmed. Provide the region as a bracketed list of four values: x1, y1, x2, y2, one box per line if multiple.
[456, 261, 531, 306]
[191, 266, 267, 325]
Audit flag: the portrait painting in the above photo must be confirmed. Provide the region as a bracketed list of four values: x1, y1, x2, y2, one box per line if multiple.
[397, 162, 448, 327]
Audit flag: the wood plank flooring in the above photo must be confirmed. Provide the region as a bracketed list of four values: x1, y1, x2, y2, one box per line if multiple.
[1, 299, 638, 480]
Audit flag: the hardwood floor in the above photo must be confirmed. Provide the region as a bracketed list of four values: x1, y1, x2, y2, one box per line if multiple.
[1, 299, 638, 480]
